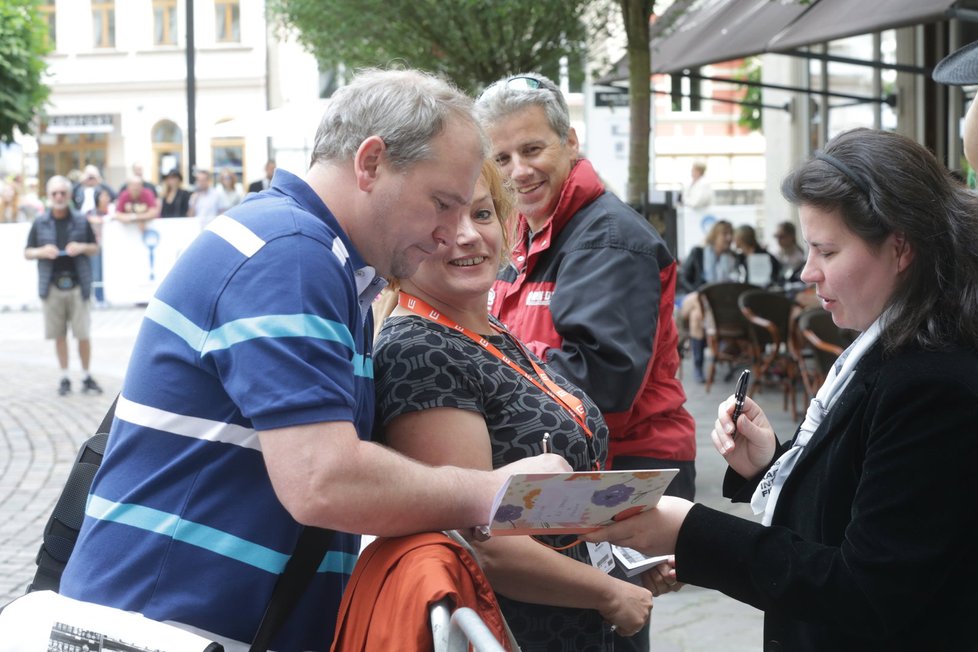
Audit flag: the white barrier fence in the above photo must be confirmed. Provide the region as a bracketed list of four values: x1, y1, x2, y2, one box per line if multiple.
[1, 218, 202, 310]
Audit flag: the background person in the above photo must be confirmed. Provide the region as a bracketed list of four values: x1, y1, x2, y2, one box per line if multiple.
[733, 224, 781, 287]
[677, 219, 738, 383]
[248, 159, 277, 194]
[85, 188, 114, 305]
[1, 180, 31, 222]
[374, 160, 653, 650]
[771, 220, 806, 284]
[187, 168, 221, 228]
[159, 168, 191, 217]
[58, 68, 568, 652]
[71, 165, 115, 216]
[24, 176, 103, 396]
[585, 129, 978, 651]
[678, 161, 715, 257]
[216, 167, 243, 212]
[115, 175, 158, 230]
[117, 162, 158, 198]
[681, 162, 713, 212]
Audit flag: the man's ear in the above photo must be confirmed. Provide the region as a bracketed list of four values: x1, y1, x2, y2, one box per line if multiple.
[354, 136, 386, 192]
[566, 126, 581, 159]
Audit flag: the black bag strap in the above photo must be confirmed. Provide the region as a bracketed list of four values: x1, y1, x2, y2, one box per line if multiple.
[84, 394, 333, 652]
[97, 394, 119, 434]
[249, 526, 336, 652]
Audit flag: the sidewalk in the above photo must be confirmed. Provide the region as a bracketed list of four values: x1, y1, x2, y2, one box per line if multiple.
[0, 305, 803, 649]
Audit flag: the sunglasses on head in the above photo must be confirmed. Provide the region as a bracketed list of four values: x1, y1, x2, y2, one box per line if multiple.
[480, 75, 554, 99]
[502, 76, 544, 90]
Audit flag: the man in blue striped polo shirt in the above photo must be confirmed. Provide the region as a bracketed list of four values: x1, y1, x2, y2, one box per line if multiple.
[60, 68, 569, 652]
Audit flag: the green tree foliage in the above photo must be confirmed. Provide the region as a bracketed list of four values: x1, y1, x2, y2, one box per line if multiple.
[268, 0, 610, 94]
[737, 57, 762, 133]
[0, 0, 50, 144]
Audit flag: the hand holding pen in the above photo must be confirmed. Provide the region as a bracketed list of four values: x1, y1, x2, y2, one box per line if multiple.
[712, 369, 780, 480]
[730, 370, 750, 440]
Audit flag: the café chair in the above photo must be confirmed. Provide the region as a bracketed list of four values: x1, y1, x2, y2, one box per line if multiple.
[697, 281, 757, 392]
[793, 307, 853, 397]
[738, 289, 802, 420]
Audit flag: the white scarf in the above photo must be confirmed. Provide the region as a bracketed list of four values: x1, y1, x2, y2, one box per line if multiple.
[750, 313, 884, 526]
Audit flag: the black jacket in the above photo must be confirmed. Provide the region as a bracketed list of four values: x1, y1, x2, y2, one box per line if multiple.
[676, 343, 978, 651]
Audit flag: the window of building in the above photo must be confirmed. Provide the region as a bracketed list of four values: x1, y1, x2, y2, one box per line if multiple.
[215, 0, 240, 43]
[39, 3, 56, 50]
[670, 74, 682, 112]
[153, 0, 178, 46]
[152, 120, 184, 185]
[670, 69, 703, 113]
[211, 138, 245, 181]
[38, 132, 109, 192]
[92, 0, 115, 49]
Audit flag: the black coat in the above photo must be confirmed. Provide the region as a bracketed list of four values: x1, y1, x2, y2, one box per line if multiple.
[676, 343, 978, 651]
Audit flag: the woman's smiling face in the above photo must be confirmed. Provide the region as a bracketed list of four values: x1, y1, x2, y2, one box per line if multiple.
[404, 175, 504, 309]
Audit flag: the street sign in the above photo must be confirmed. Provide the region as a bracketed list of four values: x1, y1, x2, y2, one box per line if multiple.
[594, 88, 629, 108]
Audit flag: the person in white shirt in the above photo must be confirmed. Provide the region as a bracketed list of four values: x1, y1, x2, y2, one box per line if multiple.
[188, 168, 222, 229]
[679, 162, 715, 257]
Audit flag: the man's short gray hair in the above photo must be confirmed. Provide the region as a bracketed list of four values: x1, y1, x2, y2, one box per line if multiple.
[474, 72, 571, 144]
[46, 175, 71, 194]
[310, 68, 486, 169]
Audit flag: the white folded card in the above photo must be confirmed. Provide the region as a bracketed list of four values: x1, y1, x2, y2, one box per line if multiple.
[0, 590, 222, 652]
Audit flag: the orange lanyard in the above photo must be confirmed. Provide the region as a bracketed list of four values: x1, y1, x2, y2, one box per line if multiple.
[397, 292, 595, 442]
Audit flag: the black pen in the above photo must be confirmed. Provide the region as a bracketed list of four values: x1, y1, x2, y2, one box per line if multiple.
[731, 369, 751, 439]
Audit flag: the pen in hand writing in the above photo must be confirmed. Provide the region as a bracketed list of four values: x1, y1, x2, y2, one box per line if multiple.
[731, 369, 751, 440]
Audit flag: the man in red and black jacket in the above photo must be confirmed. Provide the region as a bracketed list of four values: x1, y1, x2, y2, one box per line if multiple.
[476, 73, 696, 498]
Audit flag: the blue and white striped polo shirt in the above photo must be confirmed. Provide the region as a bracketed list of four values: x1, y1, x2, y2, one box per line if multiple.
[61, 169, 383, 651]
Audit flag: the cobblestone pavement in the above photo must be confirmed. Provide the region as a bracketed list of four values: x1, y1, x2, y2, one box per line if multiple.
[0, 304, 805, 649]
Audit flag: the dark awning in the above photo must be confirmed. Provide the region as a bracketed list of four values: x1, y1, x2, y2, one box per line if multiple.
[647, 0, 810, 74]
[635, 0, 978, 76]
[769, 0, 972, 51]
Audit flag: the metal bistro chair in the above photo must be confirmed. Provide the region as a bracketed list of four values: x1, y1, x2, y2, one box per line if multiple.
[793, 307, 854, 397]
[697, 282, 757, 392]
[738, 289, 802, 420]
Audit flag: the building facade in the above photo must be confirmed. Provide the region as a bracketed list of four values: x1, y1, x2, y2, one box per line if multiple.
[22, 0, 320, 191]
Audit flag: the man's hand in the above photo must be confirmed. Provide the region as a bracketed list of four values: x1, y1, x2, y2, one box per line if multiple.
[33, 244, 60, 260]
[467, 454, 572, 540]
[65, 242, 91, 257]
[494, 453, 572, 478]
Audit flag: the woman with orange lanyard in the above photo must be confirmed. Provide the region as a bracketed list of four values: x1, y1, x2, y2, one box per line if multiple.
[373, 160, 655, 650]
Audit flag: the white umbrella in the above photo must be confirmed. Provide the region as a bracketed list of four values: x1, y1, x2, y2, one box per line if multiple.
[210, 99, 331, 139]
